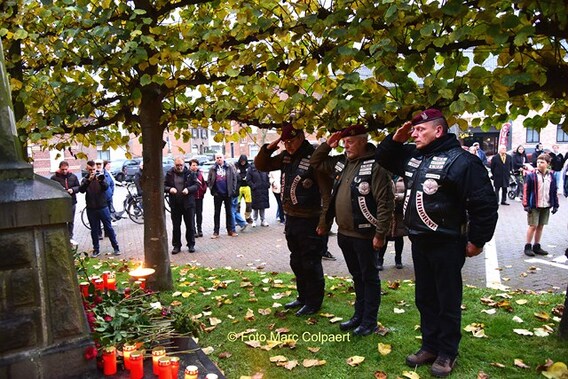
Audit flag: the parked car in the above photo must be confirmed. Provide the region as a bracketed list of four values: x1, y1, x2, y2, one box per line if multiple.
[123, 157, 175, 181]
[185, 154, 211, 166]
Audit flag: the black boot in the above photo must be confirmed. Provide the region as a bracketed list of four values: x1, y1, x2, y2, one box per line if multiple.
[378, 258, 384, 271]
[524, 243, 534, 256]
[532, 243, 548, 256]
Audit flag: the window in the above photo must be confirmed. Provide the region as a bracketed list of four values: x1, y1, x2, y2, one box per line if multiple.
[191, 129, 198, 139]
[526, 128, 539, 143]
[557, 125, 568, 142]
[200, 129, 208, 139]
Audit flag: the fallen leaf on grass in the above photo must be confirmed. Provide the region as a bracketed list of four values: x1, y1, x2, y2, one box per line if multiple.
[373, 371, 387, 379]
[302, 359, 326, 367]
[513, 328, 533, 336]
[244, 340, 261, 348]
[218, 351, 232, 359]
[307, 347, 320, 353]
[464, 323, 487, 338]
[533, 327, 551, 337]
[534, 311, 550, 321]
[209, 317, 222, 326]
[539, 361, 568, 379]
[477, 371, 489, 379]
[269, 355, 288, 363]
[481, 309, 496, 315]
[490, 362, 506, 368]
[258, 308, 272, 316]
[387, 280, 400, 289]
[281, 360, 298, 370]
[319, 313, 335, 318]
[515, 299, 528, 305]
[245, 308, 255, 321]
[394, 308, 405, 314]
[378, 343, 391, 356]
[514, 358, 530, 369]
[329, 317, 343, 323]
[402, 371, 420, 379]
[201, 346, 214, 355]
[512, 316, 524, 323]
[346, 356, 365, 366]
[275, 327, 290, 334]
[551, 304, 564, 318]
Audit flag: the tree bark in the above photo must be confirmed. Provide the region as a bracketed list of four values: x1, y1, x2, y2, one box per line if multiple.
[139, 84, 172, 290]
[559, 282, 568, 339]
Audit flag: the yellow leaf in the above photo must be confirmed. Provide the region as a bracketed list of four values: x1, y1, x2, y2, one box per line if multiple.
[307, 347, 320, 353]
[394, 307, 405, 314]
[329, 317, 343, 324]
[245, 340, 261, 348]
[181, 292, 191, 298]
[534, 312, 550, 321]
[402, 371, 421, 379]
[542, 362, 568, 379]
[283, 360, 298, 370]
[513, 329, 533, 336]
[378, 343, 391, 356]
[245, 308, 255, 321]
[269, 355, 288, 363]
[514, 358, 530, 369]
[346, 356, 365, 366]
[172, 291, 181, 297]
[302, 359, 320, 367]
[209, 317, 222, 326]
[515, 299, 528, 305]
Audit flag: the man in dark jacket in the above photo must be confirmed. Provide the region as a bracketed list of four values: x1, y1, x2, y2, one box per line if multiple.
[79, 160, 120, 257]
[165, 157, 199, 253]
[51, 160, 80, 245]
[375, 109, 498, 377]
[255, 123, 332, 316]
[311, 125, 394, 336]
[207, 153, 238, 238]
[189, 159, 207, 237]
[490, 144, 513, 206]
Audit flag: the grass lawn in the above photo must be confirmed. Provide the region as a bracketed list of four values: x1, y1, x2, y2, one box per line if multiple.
[84, 258, 566, 379]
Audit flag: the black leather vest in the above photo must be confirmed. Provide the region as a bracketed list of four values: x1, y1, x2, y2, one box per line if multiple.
[332, 158, 379, 233]
[403, 147, 467, 237]
[281, 147, 320, 210]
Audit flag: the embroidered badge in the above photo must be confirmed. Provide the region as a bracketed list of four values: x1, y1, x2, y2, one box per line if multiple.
[358, 181, 370, 195]
[422, 179, 439, 195]
[302, 178, 313, 188]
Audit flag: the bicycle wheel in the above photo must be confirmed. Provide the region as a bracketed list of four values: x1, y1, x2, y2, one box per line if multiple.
[81, 207, 91, 230]
[127, 198, 144, 224]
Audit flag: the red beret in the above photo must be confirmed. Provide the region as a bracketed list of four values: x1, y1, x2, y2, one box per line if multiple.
[281, 123, 303, 141]
[411, 108, 445, 126]
[339, 124, 368, 138]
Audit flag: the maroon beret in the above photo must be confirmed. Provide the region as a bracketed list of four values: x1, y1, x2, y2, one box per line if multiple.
[411, 108, 445, 126]
[339, 124, 368, 138]
[281, 123, 303, 141]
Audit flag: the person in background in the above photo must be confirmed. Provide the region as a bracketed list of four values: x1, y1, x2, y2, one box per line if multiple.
[531, 142, 545, 167]
[472, 142, 488, 166]
[490, 144, 513, 206]
[189, 159, 208, 238]
[165, 158, 198, 254]
[79, 160, 121, 257]
[134, 162, 144, 197]
[522, 153, 559, 257]
[549, 144, 565, 188]
[236, 154, 253, 225]
[269, 170, 285, 224]
[255, 123, 332, 317]
[51, 160, 80, 246]
[375, 108, 498, 377]
[512, 145, 528, 201]
[207, 153, 238, 238]
[246, 162, 271, 227]
[311, 125, 394, 336]
[377, 175, 406, 270]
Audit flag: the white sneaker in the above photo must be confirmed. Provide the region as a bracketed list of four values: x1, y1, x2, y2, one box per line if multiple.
[252, 221, 257, 227]
[514, 197, 521, 202]
[70, 239, 78, 246]
[261, 220, 269, 227]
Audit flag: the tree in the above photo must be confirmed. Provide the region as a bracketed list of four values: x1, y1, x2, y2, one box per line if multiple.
[2, 0, 567, 291]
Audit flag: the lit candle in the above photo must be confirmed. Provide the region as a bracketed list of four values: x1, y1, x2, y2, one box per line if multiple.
[106, 275, 117, 291]
[170, 356, 180, 378]
[79, 281, 90, 297]
[102, 271, 111, 289]
[152, 346, 166, 375]
[184, 365, 198, 379]
[205, 374, 219, 379]
[89, 275, 100, 286]
[158, 356, 172, 379]
[129, 350, 143, 379]
[102, 346, 117, 376]
[122, 343, 136, 370]
[138, 278, 146, 289]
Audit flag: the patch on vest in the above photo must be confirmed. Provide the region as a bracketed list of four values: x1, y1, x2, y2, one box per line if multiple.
[358, 196, 380, 229]
[416, 191, 438, 231]
[290, 175, 301, 204]
[422, 179, 439, 195]
[358, 181, 370, 195]
[302, 178, 313, 189]
[408, 158, 421, 168]
[428, 156, 447, 170]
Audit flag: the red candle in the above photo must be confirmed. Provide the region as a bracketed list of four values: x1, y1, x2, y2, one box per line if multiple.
[94, 278, 105, 292]
[138, 278, 146, 289]
[102, 346, 117, 376]
[122, 343, 136, 370]
[129, 350, 143, 379]
[170, 356, 180, 378]
[106, 276, 117, 291]
[79, 281, 90, 297]
[152, 346, 166, 375]
[158, 356, 172, 379]
[102, 271, 111, 289]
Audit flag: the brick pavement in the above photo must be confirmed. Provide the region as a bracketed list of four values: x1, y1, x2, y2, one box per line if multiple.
[73, 186, 568, 292]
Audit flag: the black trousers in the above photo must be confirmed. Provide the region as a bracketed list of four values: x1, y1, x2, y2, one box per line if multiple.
[195, 198, 204, 232]
[171, 205, 195, 248]
[338, 233, 381, 326]
[410, 236, 466, 359]
[494, 185, 507, 203]
[213, 195, 234, 234]
[285, 216, 325, 308]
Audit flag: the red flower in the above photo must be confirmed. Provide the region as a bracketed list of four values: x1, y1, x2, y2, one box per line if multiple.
[84, 345, 98, 360]
[104, 315, 113, 322]
[93, 295, 103, 304]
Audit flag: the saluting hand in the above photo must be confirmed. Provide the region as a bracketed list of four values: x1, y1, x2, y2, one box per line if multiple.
[327, 132, 342, 149]
[393, 121, 413, 143]
[466, 242, 483, 257]
[268, 137, 281, 150]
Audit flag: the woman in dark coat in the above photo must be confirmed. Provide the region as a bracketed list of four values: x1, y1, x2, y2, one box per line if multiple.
[512, 145, 528, 199]
[246, 163, 271, 226]
[377, 175, 407, 269]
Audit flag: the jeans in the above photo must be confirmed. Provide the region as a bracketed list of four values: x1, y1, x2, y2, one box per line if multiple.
[86, 207, 119, 252]
[231, 196, 247, 228]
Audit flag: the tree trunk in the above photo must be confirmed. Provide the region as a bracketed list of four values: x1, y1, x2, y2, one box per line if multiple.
[139, 84, 172, 291]
[559, 282, 568, 339]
